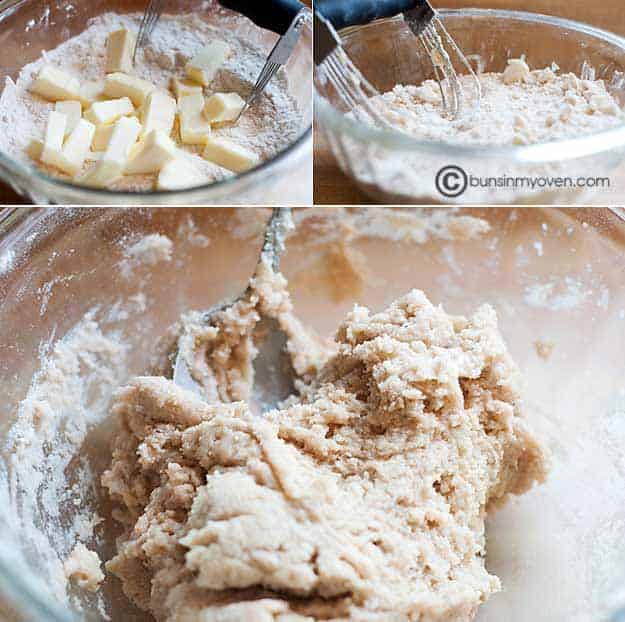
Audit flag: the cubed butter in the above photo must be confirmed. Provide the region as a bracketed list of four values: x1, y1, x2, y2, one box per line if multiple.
[185, 41, 231, 86]
[84, 97, 134, 126]
[79, 160, 122, 188]
[41, 111, 67, 169]
[55, 100, 82, 136]
[178, 93, 211, 145]
[79, 116, 141, 187]
[157, 156, 204, 190]
[202, 137, 259, 173]
[106, 29, 136, 74]
[92, 123, 116, 151]
[54, 118, 96, 176]
[204, 92, 245, 124]
[125, 129, 177, 174]
[171, 77, 203, 101]
[104, 73, 155, 107]
[80, 80, 105, 105]
[30, 66, 81, 102]
[141, 91, 176, 137]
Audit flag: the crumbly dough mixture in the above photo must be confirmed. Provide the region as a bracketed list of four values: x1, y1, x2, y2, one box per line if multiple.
[377, 59, 625, 146]
[345, 59, 625, 203]
[63, 543, 104, 593]
[102, 261, 547, 621]
[0, 12, 302, 190]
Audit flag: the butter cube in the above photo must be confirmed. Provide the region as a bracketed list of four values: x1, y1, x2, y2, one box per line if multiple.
[141, 91, 176, 137]
[126, 130, 177, 174]
[204, 92, 245, 124]
[185, 41, 231, 86]
[171, 77, 203, 101]
[80, 80, 105, 105]
[202, 137, 259, 173]
[79, 160, 122, 188]
[54, 118, 96, 176]
[104, 72, 155, 107]
[101, 115, 142, 166]
[41, 111, 67, 168]
[157, 156, 204, 190]
[106, 29, 136, 74]
[178, 93, 211, 144]
[92, 123, 116, 151]
[30, 66, 81, 102]
[55, 100, 82, 136]
[107, 116, 141, 152]
[79, 116, 141, 187]
[26, 138, 44, 161]
[84, 97, 134, 126]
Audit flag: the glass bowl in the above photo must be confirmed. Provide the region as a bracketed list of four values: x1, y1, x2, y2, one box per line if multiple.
[314, 9, 625, 205]
[2, 206, 625, 621]
[0, 0, 312, 205]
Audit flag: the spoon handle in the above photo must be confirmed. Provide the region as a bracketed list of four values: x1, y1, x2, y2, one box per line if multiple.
[219, 0, 305, 35]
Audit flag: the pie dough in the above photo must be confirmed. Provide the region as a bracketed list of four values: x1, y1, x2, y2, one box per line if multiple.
[102, 261, 547, 621]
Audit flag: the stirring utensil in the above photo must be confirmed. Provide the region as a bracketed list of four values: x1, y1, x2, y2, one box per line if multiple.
[314, 0, 481, 122]
[133, 0, 309, 121]
[172, 207, 296, 414]
[133, 0, 163, 64]
[219, 0, 311, 121]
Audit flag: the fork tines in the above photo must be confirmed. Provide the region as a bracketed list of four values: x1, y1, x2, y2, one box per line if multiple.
[134, 0, 164, 62]
[254, 62, 281, 97]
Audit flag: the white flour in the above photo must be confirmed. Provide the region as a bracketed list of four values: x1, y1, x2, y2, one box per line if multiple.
[119, 233, 173, 280]
[3, 312, 128, 614]
[0, 12, 303, 191]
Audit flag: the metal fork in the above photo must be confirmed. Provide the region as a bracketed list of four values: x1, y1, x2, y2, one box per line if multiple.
[133, 0, 164, 63]
[217, 0, 310, 120]
[236, 8, 309, 120]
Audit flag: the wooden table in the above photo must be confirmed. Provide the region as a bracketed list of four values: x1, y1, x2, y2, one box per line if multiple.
[0, 176, 26, 205]
[314, 0, 625, 205]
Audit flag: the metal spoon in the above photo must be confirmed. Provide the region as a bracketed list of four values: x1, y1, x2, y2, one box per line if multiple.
[172, 207, 296, 413]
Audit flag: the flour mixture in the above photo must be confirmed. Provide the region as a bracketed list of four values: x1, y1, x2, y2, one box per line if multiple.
[0, 12, 302, 191]
[377, 58, 625, 146]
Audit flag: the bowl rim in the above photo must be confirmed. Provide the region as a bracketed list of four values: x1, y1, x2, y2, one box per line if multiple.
[0, 7, 313, 203]
[314, 8, 625, 162]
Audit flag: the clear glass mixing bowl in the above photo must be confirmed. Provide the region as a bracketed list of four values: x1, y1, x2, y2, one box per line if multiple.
[315, 9, 625, 205]
[0, 0, 312, 205]
[2, 206, 625, 621]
